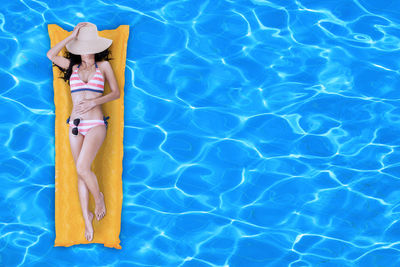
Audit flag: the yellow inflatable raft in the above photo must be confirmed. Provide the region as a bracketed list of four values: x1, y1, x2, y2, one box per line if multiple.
[48, 24, 129, 249]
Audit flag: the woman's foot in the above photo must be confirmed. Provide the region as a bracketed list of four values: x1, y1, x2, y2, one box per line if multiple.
[95, 192, 106, 221]
[84, 211, 94, 241]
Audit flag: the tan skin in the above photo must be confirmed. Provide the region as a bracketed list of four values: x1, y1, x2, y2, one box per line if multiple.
[46, 22, 120, 242]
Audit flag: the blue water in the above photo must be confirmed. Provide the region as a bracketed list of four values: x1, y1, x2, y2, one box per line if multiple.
[1, 0, 400, 266]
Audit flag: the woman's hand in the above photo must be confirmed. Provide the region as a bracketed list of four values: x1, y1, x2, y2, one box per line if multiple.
[70, 22, 87, 39]
[75, 98, 97, 115]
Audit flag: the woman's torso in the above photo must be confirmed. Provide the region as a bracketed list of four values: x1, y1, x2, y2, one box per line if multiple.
[69, 61, 105, 120]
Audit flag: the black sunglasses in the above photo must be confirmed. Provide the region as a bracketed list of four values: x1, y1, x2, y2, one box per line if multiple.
[71, 118, 81, 135]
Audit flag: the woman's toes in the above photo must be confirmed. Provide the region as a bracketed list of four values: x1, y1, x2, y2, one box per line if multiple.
[85, 211, 94, 241]
[86, 231, 93, 241]
[95, 192, 105, 221]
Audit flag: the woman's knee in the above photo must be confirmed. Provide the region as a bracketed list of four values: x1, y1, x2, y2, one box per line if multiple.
[77, 176, 86, 184]
[76, 162, 91, 178]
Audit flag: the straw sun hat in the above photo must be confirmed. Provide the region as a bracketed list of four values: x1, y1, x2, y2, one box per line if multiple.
[66, 22, 113, 55]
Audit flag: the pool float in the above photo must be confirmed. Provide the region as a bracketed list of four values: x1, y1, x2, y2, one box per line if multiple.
[48, 24, 129, 249]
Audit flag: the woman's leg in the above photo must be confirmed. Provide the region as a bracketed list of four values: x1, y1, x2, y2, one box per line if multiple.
[76, 124, 107, 221]
[69, 126, 94, 241]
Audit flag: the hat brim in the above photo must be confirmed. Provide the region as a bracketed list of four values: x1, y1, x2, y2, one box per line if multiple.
[66, 37, 113, 55]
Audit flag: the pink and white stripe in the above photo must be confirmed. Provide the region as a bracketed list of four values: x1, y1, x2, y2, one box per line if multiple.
[69, 120, 106, 136]
[69, 63, 105, 93]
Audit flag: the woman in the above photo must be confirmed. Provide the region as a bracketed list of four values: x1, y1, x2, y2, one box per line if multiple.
[46, 22, 120, 242]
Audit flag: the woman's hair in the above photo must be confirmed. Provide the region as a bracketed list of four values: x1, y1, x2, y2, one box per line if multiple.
[52, 48, 114, 83]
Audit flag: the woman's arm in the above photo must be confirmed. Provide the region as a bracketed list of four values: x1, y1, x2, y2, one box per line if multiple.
[92, 61, 121, 105]
[46, 36, 73, 69]
[46, 22, 87, 69]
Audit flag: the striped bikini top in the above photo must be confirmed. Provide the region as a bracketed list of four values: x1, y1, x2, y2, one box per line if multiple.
[69, 62, 104, 94]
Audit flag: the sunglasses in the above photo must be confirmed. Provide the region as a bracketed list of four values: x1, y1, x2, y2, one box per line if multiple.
[71, 118, 81, 135]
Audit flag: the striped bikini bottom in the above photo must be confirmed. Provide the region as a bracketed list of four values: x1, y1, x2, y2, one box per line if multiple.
[66, 115, 110, 136]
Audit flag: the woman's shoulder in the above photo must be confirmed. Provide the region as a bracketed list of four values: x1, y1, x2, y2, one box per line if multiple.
[97, 60, 110, 66]
[97, 60, 112, 71]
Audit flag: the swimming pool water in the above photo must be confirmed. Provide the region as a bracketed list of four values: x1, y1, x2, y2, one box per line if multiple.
[2, 0, 400, 266]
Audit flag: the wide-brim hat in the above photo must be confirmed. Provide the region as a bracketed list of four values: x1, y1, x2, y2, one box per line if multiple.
[66, 22, 113, 55]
